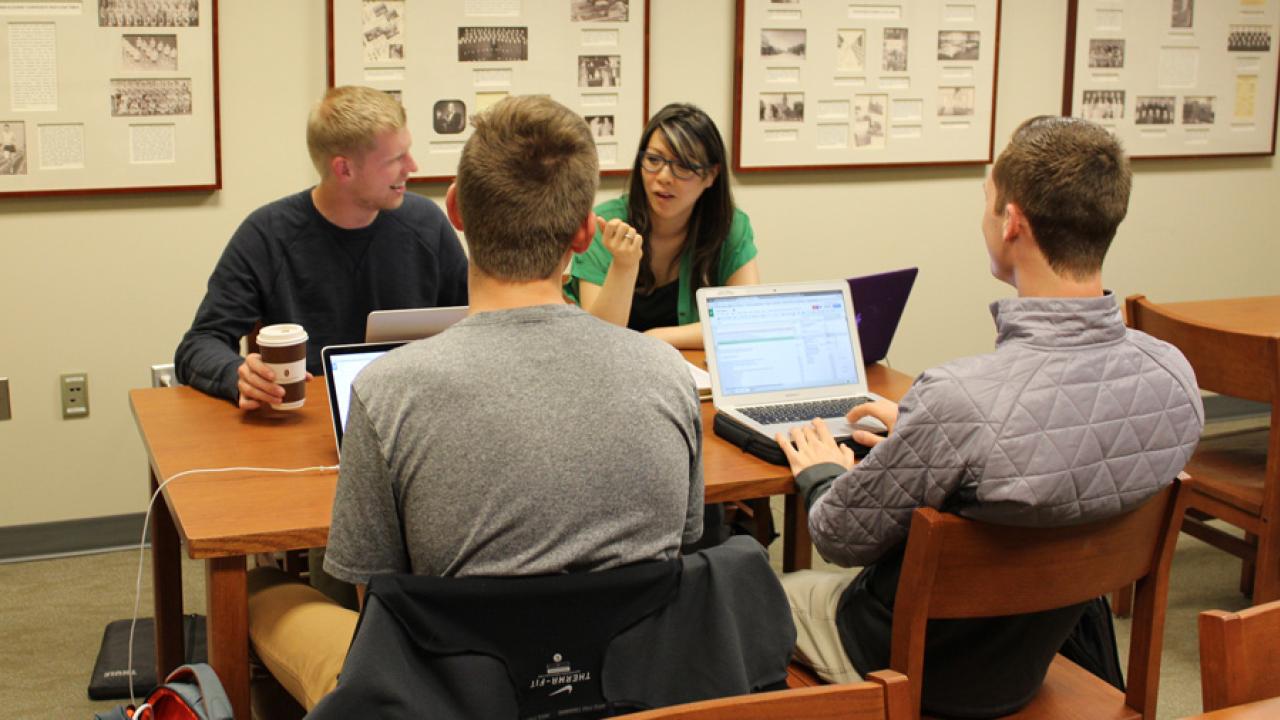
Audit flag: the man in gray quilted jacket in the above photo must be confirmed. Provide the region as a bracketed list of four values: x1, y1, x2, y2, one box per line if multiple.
[775, 116, 1204, 718]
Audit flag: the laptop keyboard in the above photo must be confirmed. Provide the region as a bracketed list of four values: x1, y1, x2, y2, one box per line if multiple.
[739, 396, 872, 426]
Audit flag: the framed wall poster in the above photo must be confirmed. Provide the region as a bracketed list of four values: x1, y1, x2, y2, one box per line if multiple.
[733, 0, 1001, 172]
[1063, 0, 1280, 159]
[328, 0, 649, 182]
[0, 0, 219, 198]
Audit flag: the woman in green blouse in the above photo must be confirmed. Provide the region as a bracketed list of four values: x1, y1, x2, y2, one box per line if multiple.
[571, 103, 760, 348]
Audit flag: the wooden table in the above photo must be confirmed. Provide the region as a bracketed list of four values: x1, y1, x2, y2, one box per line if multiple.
[1178, 696, 1280, 719]
[131, 357, 913, 718]
[1160, 296, 1280, 336]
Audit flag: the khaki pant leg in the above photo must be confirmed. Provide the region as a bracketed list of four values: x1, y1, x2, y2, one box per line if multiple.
[247, 567, 358, 710]
[780, 570, 862, 684]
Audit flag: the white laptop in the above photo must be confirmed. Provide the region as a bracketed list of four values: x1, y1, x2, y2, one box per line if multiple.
[697, 281, 886, 443]
[365, 306, 467, 342]
[321, 341, 405, 457]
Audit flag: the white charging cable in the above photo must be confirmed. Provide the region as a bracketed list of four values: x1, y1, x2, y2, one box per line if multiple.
[127, 464, 339, 704]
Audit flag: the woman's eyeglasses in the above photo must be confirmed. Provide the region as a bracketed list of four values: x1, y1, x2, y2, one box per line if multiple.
[639, 152, 703, 180]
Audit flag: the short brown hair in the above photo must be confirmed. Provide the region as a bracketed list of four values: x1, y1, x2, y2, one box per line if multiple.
[306, 86, 406, 177]
[992, 116, 1131, 278]
[456, 95, 599, 281]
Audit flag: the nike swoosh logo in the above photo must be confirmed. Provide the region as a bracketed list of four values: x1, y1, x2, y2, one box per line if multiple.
[549, 685, 573, 696]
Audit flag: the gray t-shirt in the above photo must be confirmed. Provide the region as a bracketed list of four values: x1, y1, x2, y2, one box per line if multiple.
[324, 303, 703, 585]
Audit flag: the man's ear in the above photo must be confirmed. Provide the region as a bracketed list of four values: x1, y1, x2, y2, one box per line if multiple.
[445, 183, 465, 231]
[568, 211, 597, 254]
[329, 154, 354, 182]
[1003, 202, 1026, 244]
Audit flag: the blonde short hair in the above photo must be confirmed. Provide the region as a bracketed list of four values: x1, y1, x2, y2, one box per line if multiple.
[306, 86, 406, 177]
[456, 95, 599, 281]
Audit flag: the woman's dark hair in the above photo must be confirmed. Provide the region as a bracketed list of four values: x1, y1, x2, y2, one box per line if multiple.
[625, 103, 735, 296]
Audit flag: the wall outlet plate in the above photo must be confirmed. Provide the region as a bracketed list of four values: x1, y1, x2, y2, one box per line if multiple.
[60, 373, 89, 419]
[151, 363, 176, 388]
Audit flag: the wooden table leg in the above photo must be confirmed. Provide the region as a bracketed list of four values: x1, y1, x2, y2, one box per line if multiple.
[782, 494, 813, 572]
[206, 556, 250, 720]
[150, 467, 185, 677]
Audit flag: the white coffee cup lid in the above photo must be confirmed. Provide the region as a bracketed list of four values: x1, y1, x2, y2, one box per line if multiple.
[256, 323, 308, 347]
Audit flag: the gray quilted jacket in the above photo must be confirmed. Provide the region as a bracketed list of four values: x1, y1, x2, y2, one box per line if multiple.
[800, 293, 1204, 568]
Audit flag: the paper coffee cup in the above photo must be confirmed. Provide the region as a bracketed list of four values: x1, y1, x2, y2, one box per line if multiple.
[256, 324, 308, 410]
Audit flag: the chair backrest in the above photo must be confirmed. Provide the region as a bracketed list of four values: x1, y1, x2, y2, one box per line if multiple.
[1125, 294, 1279, 405]
[1199, 599, 1280, 711]
[618, 670, 910, 720]
[890, 482, 1185, 719]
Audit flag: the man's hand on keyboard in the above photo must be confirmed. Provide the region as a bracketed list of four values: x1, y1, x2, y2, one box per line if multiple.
[776, 419, 856, 477]
[848, 399, 898, 448]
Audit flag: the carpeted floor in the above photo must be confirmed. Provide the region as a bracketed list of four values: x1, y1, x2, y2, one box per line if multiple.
[2, 513, 1250, 720]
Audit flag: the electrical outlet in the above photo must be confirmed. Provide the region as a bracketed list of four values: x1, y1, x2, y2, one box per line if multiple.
[151, 363, 176, 388]
[60, 373, 89, 419]
[0, 377, 10, 421]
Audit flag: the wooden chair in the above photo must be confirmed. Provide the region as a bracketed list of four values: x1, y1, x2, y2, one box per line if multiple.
[891, 482, 1185, 719]
[1125, 294, 1280, 605]
[1198, 599, 1280, 712]
[619, 670, 910, 720]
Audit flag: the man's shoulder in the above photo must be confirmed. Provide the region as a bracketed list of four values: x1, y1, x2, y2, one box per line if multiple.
[380, 193, 449, 236]
[234, 190, 315, 244]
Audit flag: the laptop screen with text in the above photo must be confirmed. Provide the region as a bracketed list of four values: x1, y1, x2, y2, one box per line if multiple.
[705, 289, 861, 398]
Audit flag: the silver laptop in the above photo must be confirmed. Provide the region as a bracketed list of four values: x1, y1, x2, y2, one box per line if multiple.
[321, 341, 405, 457]
[365, 306, 467, 342]
[697, 281, 886, 441]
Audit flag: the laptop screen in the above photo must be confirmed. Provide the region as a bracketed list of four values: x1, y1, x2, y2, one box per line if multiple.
[322, 342, 404, 449]
[705, 289, 862, 397]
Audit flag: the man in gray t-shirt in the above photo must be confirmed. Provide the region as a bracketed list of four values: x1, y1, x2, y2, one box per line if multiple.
[245, 95, 702, 711]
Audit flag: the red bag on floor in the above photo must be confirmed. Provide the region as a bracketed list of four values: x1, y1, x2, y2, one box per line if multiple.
[93, 664, 233, 720]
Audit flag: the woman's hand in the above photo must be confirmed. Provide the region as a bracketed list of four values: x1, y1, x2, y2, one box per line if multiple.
[597, 217, 643, 271]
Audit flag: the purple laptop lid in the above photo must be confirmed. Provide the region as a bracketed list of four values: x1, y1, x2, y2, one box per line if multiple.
[846, 267, 918, 365]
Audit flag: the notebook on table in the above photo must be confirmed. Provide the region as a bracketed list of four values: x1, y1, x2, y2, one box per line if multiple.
[321, 341, 405, 457]
[697, 281, 887, 460]
[848, 267, 917, 366]
[365, 306, 467, 342]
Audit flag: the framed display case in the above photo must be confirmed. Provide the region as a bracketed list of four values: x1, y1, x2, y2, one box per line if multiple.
[1063, 0, 1280, 159]
[733, 0, 1001, 172]
[328, 0, 649, 182]
[0, 0, 220, 197]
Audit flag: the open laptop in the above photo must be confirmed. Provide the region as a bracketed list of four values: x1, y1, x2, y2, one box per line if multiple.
[847, 267, 918, 365]
[321, 341, 405, 456]
[697, 281, 886, 445]
[365, 306, 467, 342]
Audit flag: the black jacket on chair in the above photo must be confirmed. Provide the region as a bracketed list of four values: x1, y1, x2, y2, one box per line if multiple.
[306, 536, 795, 719]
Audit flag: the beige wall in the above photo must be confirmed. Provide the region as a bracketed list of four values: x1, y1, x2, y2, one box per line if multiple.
[1, 1, 1276, 527]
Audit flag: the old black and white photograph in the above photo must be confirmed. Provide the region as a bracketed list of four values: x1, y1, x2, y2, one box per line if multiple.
[122, 34, 178, 71]
[458, 27, 529, 62]
[937, 86, 975, 116]
[937, 31, 980, 61]
[1170, 0, 1193, 29]
[1228, 25, 1271, 52]
[433, 99, 466, 134]
[759, 92, 804, 122]
[586, 114, 615, 139]
[99, 0, 198, 27]
[570, 0, 629, 22]
[109, 78, 192, 116]
[1089, 39, 1124, 69]
[1183, 96, 1215, 124]
[363, 1, 405, 64]
[0, 121, 27, 175]
[578, 55, 620, 86]
[836, 29, 865, 73]
[883, 27, 908, 72]
[1135, 96, 1175, 124]
[1082, 90, 1124, 121]
[761, 29, 806, 60]
[853, 94, 886, 147]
